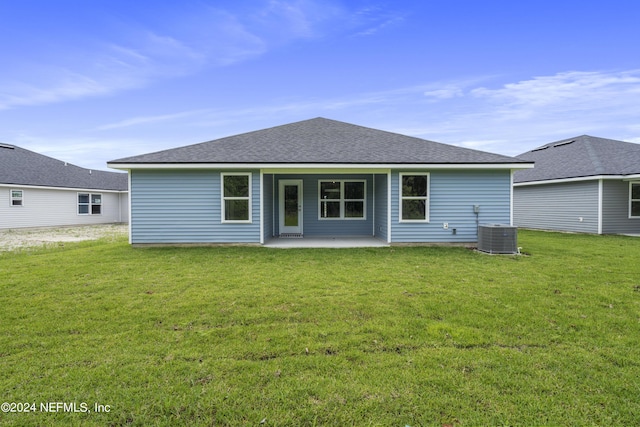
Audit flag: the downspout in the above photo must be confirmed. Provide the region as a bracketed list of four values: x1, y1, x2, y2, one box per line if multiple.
[372, 174, 375, 237]
[510, 170, 514, 226]
[598, 179, 603, 234]
[387, 169, 392, 243]
[127, 170, 132, 244]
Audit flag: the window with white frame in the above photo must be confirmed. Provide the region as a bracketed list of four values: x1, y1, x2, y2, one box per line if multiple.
[631, 182, 640, 218]
[78, 193, 102, 215]
[10, 189, 23, 206]
[400, 173, 429, 222]
[319, 180, 366, 220]
[222, 173, 252, 222]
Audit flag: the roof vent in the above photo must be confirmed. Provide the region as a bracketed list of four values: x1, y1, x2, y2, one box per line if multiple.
[531, 145, 549, 152]
[553, 139, 575, 147]
[0, 143, 15, 149]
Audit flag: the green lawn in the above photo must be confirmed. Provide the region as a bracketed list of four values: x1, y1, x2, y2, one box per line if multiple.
[1, 231, 639, 426]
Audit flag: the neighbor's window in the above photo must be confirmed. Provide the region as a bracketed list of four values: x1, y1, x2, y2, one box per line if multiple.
[631, 183, 640, 218]
[400, 173, 429, 222]
[222, 173, 252, 222]
[10, 189, 23, 206]
[78, 193, 102, 215]
[319, 180, 365, 220]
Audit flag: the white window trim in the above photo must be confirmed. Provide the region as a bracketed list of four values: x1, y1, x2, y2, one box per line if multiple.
[221, 172, 253, 223]
[399, 172, 430, 223]
[318, 180, 367, 220]
[630, 182, 640, 219]
[77, 192, 102, 216]
[10, 189, 23, 206]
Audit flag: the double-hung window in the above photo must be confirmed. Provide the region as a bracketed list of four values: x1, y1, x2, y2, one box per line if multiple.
[319, 180, 365, 220]
[400, 173, 429, 222]
[631, 183, 640, 218]
[222, 173, 252, 223]
[78, 193, 102, 215]
[10, 190, 23, 206]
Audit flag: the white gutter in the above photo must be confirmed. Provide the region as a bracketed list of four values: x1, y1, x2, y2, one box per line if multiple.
[0, 183, 126, 193]
[514, 175, 637, 187]
[108, 162, 534, 171]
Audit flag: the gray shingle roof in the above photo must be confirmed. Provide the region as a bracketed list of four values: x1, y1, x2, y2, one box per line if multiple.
[108, 117, 529, 165]
[514, 135, 640, 183]
[0, 144, 128, 190]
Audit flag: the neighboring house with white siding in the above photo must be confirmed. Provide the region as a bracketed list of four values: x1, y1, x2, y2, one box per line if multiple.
[513, 135, 640, 235]
[108, 118, 532, 245]
[0, 144, 128, 229]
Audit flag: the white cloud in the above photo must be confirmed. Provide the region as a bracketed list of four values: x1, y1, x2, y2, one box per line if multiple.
[0, 1, 352, 111]
[351, 5, 405, 37]
[425, 70, 640, 153]
[471, 70, 640, 108]
[97, 110, 211, 130]
[423, 86, 464, 100]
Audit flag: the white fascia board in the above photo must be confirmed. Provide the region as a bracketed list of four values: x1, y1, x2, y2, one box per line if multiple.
[622, 174, 640, 181]
[0, 183, 126, 193]
[514, 175, 631, 187]
[107, 162, 533, 172]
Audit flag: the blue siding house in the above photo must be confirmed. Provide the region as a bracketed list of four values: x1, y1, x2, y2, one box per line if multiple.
[108, 118, 532, 245]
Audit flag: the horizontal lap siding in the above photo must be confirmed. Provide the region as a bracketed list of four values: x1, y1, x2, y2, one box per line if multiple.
[130, 170, 260, 243]
[391, 170, 512, 243]
[513, 181, 599, 233]
[0, 186, 125, 229]
[602, 180, 640, 234]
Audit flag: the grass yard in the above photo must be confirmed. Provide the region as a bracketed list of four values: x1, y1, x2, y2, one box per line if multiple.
[1, 230, 639, 426]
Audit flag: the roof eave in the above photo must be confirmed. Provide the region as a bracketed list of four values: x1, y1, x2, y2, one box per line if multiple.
[108, 162, 534, 171]
[514, 174, 640, 186]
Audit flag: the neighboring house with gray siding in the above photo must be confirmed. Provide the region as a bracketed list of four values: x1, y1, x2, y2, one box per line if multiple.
[0, 144, 128, 229]
[108, 118, 532, 245]
[513, 135, 640, 234]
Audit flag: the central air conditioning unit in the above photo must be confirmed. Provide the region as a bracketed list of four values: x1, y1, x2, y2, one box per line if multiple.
[477, 224, 518, 254]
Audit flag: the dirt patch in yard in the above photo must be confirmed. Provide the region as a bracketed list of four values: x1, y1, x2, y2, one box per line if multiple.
[0, 224, 128, 251]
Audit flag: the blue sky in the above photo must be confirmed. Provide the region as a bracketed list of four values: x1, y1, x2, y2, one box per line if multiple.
[1, 0, 639, 171]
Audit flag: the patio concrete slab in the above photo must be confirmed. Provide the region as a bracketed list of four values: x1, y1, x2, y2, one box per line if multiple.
[264, 236, 389, 248]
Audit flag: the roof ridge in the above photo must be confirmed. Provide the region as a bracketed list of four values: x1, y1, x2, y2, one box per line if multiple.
[582, 136, 605, 174]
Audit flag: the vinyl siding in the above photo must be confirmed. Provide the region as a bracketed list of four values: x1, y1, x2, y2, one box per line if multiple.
[273, 174, 374, 237]
[391, 170, 512, 243]
[0, 185, 126, 229]
[130, 169, 260, 243]
[602, 180, 640, 234]
[513, 180, 599, 233]
[374, 173, 388, 241]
